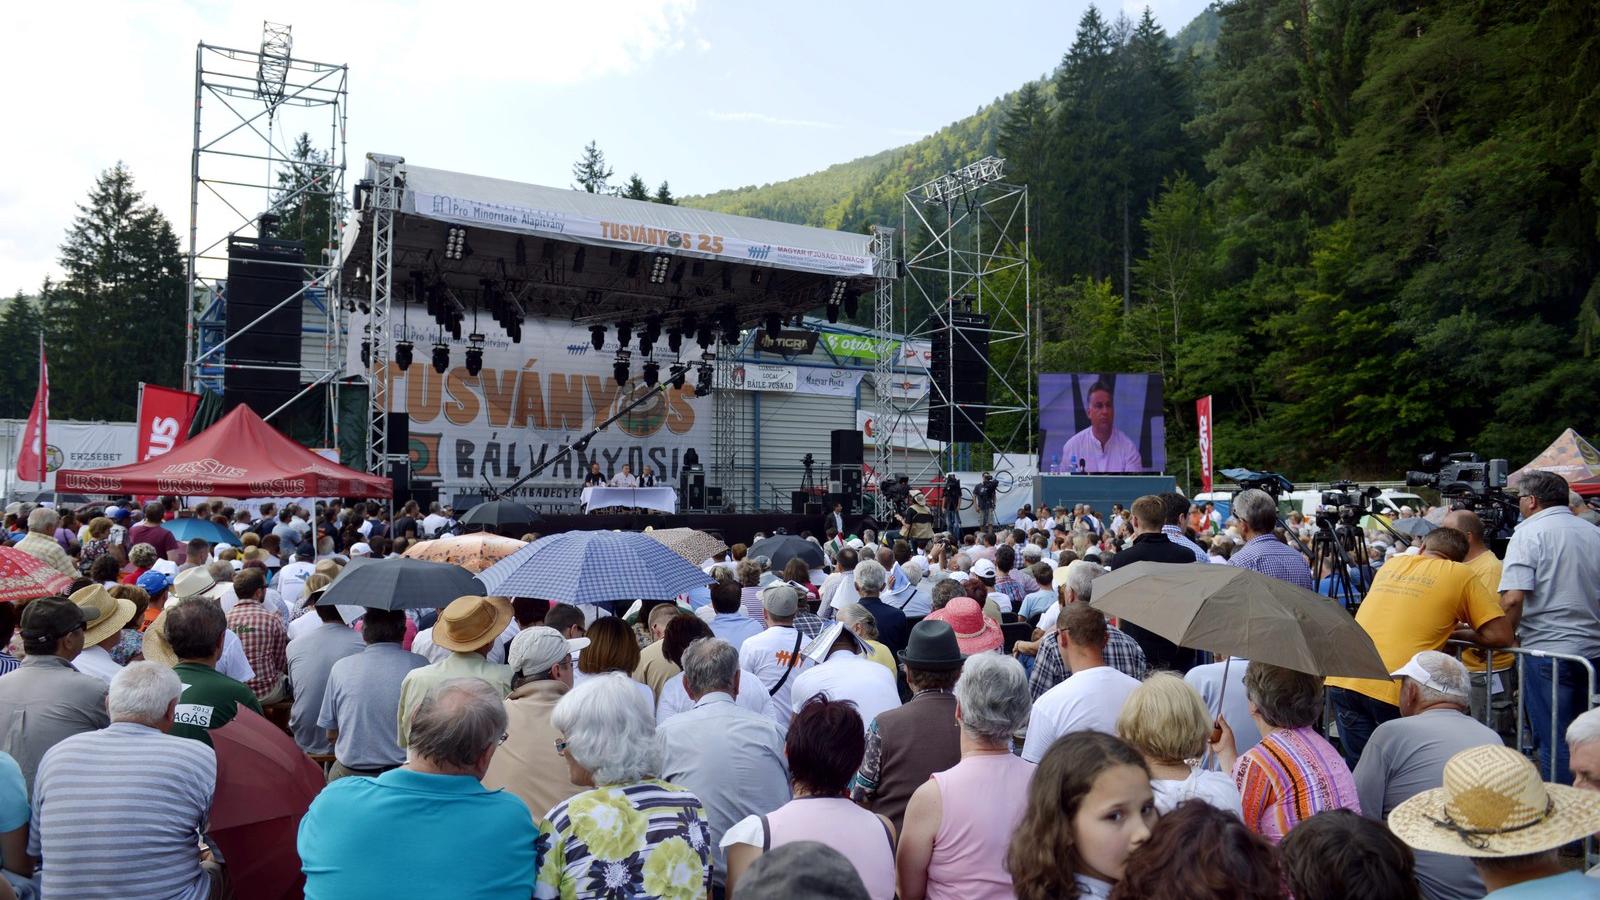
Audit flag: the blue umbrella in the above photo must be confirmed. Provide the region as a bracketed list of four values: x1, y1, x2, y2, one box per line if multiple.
[161, 518, 242, 547]
[476, 530, 711, 605]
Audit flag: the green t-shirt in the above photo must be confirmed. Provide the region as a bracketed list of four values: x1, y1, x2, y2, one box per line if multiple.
[171, 662, 263, 745]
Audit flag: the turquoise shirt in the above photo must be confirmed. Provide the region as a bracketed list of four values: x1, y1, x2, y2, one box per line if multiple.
[299, 767, 535, 900]
[1484, 871, 1600, 898]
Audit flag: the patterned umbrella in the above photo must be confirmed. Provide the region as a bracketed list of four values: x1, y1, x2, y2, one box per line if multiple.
[0, 547, 75, 602]
[403, 533, 528, 574]
[644, 527, 727, 565]
[476, 531, 712, 605]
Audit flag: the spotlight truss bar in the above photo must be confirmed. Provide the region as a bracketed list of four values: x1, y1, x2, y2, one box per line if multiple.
[914, 156, 1006, 205]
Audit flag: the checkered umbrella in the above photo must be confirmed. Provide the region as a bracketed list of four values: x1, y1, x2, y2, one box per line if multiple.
[476, 530, 712, 605]
[0, 547, 75, 602]
[644, 527, 728, 565]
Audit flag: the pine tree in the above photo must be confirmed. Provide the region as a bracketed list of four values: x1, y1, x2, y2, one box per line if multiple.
[653, 181, 676, 205]
[52, 163, 185, 420]
[997, 81, 1050, 192]
[621, 174, 651, 201]
[0, 293, 43, 418]
[571, 141, 614, 194]
[273, 132, 334, 264]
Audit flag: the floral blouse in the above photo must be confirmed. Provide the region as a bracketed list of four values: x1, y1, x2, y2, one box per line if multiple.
[535, 778, 710, 900]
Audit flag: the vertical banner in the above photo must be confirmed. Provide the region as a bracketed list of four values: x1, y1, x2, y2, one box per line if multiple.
[136, 383, 202, 462]
[16, 337, 47, 484]
[1196, 395, 1213, 493]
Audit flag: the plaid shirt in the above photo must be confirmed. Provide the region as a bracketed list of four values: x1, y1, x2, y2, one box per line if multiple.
[793, 611, 824, 640]
[1029, 625, 1147, 700]
[226, 599, 287, 698]
[994, 575, 1027, 612]
[1229, 534, 1314, 590]
[1161, 525, 1211, 563]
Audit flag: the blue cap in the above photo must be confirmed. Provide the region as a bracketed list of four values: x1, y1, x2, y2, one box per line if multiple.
[136, 570, 172, 596]
[106, 507, 129, 520]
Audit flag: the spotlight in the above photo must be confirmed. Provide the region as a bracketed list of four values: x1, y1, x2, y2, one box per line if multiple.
[666, 327, 683, 354]
[642, 359, 660, 386]
[670, 364, 687, 390]
[648, 253, 671, 284]
[721, 266, 733, 291]
[626, 254, 641, 278]
[641, 316, 661, 348]
[514, 237, 526, 266]
[431, 343, 450, 374]
[696, 325, 714, 350]
[695, 363, 714, 397]
[765, 312, 782, 335]
[445, 226, 467, 261]
[843, 288, 860, 318]
[670, 261, 685, 285]
[360, 340, 371, 368]
[616, 320, 634, 348]
[464, 334, 485, 376]
[826, 303, 840, 324]
[828, 280, 848, 303]
[395, 340, 414, 371]
[589, 325, 606, 351]
[612, 350, 632, 386]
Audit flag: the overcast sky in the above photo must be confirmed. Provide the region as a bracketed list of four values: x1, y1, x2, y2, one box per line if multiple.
[1, 0, 1211, 294]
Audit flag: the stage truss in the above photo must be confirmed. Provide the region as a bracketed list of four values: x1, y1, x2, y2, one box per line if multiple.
[183, 22, 349, 441]
[876, 157, 1033, 487]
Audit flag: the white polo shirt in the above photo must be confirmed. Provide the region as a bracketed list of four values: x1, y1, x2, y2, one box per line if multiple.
[789, 649, 900, 732]
[1021, 664, 1140, 763]
[739, 626, 811, 730]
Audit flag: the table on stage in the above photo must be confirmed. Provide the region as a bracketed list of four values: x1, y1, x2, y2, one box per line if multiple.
[580, 486, 678, 514]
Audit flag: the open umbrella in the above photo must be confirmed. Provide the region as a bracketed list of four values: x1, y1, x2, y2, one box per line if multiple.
[317, 555, 482, 611]
[208, 708, 325, 900]
[1390, 517, 1436, 538]
[477, 530, 711, 605]
[403, 533, 528, 573]
[1088, 561, 1390, 680]
[644, 527, 728, 565]
[748, 534, 824, 572]
[162, 517, 242, 547]
[458, 499, 539, 533]
[0, 547, 75, 602]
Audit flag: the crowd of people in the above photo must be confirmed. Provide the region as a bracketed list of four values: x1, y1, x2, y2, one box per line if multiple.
[0, 470, 1590, 898]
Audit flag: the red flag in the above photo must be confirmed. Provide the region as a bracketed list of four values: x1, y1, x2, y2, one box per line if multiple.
[135, 383, 201, 461]
[17, 336, 47, 483]
[1196, 395, 1213, 494]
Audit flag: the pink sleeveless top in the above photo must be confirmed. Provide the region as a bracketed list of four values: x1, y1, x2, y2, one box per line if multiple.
[927, 753, 1037, 900]
[764, 797, 896, 900]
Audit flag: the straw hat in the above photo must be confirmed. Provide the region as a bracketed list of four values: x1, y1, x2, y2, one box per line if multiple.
[74, 584, 136, 646]
[432, 595, 513, 653]
[1389, 744, 1600, 857]
[172, 566, 228, 602]
[924, 597, 1002, 656]
[140, 607, 179, 667]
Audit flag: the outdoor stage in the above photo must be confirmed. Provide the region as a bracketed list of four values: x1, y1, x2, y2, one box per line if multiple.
[520, 512, 827, 547]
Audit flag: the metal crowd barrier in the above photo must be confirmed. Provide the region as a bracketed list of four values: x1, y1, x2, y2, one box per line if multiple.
[1445, 641, 1598, 782]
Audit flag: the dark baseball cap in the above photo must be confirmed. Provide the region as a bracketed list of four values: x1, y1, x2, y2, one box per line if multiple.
[20, 596, 86, 642]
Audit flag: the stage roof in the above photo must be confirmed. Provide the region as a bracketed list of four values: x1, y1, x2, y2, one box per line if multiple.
[341, 158, 887, 329]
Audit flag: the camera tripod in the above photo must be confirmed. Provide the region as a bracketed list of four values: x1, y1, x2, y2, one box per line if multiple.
[1310, 511, 1374, 612]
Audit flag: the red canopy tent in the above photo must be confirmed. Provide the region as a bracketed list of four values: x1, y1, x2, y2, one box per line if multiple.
[55, 405, 391, 498]
[1509, 428, 1600, 498]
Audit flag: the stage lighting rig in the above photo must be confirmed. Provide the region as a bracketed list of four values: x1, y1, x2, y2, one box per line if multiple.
[616, 320, 634, 348]
[718, 307, 740, 346]
[431, 343, 450, 374]
[394, 340, 414, 372]
[360, 339, 371, 368]
[648, 253, 671, 284]
[641, 316, 661, 349]
[642, 358, 660, 386]
[765, 312, 782, 336]
[464, 334, 485, 376]
[695, 362, 714, 397]
[612, 350, 632, 386]
[828, 280, 848, 304]
[444, 226, 467, 261]
[589, 325, 606, 351]
[843, 287, 860, 319]
[666, 326, 682, 354]
[695, 324, 714, 350]
[669, 363, 688, 390]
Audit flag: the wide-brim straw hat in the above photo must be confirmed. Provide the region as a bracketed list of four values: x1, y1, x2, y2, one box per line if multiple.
[141, 607, 178, 667]
[74, 584, 136, 646]
[432, 595, 512, 653]
[1389, 744, 1600, 857]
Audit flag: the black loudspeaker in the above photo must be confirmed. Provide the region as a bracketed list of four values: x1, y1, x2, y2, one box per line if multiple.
[804, 501, 824, 516]
[681, 468, 706, 512]
[223, 235, 306, 413]
[928, 311, 990, 442]
[386, 412, 409, 455]
[830, 429, 864, 467]
[408, 479, 440, 512]
[706, 486, 724, 510]
[386, 459, 412, 507]
[791, 491, 810, 515]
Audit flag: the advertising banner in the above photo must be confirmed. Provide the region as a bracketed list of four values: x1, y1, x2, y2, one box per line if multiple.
[366, 310, 712, 512]
[795, 367, 863, 398]
[1, 420, 138, 494]
[881, 373, 929, 402]
[16, 342, 46, 484]
[1196, 395, 1213, 493]
[718, 363, 797, 393]
[136, 384, 202, 462]
[818, 334, 931, 371]
[858, 409, 947, 452]
[412, 191, 874, 278]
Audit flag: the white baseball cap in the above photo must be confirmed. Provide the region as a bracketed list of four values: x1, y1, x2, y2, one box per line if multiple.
[971, 559, 997, 580]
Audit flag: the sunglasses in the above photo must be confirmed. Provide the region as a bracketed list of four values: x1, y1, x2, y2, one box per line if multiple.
[553, 737, 569, 755]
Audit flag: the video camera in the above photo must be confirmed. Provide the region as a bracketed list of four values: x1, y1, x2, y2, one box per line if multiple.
[1320, 481, 1382, 518]
[1220, 467, 1295, 498]
[1406, 452, 1517, 538]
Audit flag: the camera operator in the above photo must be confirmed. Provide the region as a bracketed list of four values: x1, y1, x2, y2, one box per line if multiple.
[942, 473, 962, 536]
[973, 473, 998, 534]
[1498, 470, 1600, 783]
[895, 491, 936, 550]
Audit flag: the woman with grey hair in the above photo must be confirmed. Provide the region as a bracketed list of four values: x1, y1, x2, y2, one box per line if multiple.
[540, 673, 712, 899]
[839, 604, 896, 673]
[894, 653, 1036, 900]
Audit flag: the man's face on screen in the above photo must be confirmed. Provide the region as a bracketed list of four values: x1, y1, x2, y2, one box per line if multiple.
[1089, 388, 1115, 436]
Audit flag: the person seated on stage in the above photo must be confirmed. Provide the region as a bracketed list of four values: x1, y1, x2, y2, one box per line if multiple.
[609, 465, 640, 489]
[582, 462, 606, 488]
[640, 466, 658, 487]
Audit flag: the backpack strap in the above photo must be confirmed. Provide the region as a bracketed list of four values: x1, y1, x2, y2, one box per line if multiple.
[767, 629, 805, 697]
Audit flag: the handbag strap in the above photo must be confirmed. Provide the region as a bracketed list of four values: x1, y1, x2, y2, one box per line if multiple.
[767, 628, 805, 697]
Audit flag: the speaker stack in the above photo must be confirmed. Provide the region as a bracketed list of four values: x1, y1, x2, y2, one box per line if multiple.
[927, 311, 990, 442]
[223, 235, 306, 414]
[828, 429, 864, 514]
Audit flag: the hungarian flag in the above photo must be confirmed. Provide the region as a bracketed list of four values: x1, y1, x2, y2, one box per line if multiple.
[17, 336, 47, 483]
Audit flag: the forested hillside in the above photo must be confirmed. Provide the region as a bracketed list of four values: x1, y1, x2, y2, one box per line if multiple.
[688, 1, 1600, 482]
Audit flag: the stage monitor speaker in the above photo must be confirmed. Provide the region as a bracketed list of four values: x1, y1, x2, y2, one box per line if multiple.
[804, 501, 824, 516]
[681, 470, 706, 512]
[830, 430, 863, 467]
[705, 486, 724, 510]
[791, 491, 809, 515]
[829, 466, 863, 494]
[223, 235, 307, 413]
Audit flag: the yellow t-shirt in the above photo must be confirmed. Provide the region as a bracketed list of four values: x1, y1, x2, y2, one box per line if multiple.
[1460, 551, 1510, 672]
[1327, 554, 1505, 706]
[866, 640, 896, 674]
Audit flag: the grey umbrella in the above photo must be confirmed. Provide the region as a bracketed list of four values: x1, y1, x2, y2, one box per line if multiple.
[1390, 517, 1436, 538]
[316, 556, 483, 611]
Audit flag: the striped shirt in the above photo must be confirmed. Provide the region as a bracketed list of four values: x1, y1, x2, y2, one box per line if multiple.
[30, 721, 216, 899]
[1162, 525, 1211, 563]
[1233, 725, 1360, 843]
[1229, 535, 1315, 590]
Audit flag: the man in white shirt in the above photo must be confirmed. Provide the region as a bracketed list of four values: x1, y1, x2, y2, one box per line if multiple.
[609, 464, 639, 488]
[274, 548, 318, 608]
[71, 585, 138, 683]
[1058, 380, 1144, 473]
[789, 621, 900, 733]
[420, 502, 452, 539]
[1021, 603, 1140, 762]
[819, 549, 857, 620]
[737, 584, 813, 730]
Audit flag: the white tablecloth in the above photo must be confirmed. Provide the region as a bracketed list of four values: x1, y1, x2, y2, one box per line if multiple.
[580, 486, 678, 514]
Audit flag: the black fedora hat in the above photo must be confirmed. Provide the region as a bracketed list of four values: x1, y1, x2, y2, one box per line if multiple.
[899, 619, 963, 671]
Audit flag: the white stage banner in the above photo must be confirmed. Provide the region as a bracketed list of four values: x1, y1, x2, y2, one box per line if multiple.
[412, 191, 875, 278]
[881, 373, 929, 401]
[369, 309, 713, 513]
[0, 419, 137, 494]
[858, 409, 946, 451]
[795, 367, 863, 398]
[718, 363, 797, 393]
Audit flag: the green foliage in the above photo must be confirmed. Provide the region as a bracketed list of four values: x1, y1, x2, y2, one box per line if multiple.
[273, 133, 334, 264]
[653, 181, 676, 205]
[621, 174, 651, 201]
[0, 294, 43, 418]
[571, 141, 614, 194]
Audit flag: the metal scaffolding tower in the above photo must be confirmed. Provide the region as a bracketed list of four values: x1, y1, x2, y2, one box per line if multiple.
[881, 156, 1033, 481]
[184, 22, 348, 438]
[869, 224, 897, 483]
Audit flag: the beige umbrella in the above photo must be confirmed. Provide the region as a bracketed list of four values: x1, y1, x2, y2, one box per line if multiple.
[643, 527, 728, 565]
[402, 533, 528, 574]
